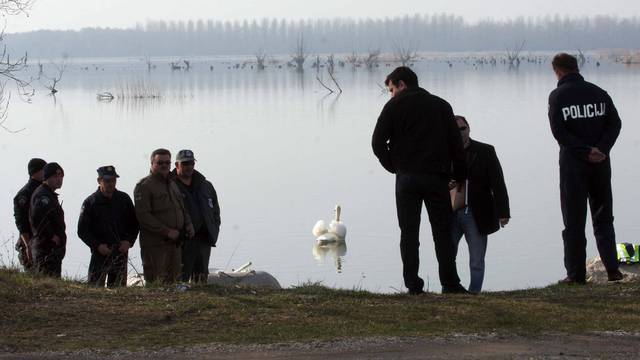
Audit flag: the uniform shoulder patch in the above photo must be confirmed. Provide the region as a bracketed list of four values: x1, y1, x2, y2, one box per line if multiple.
[17, 196, 28, 206]
[36, 196, 50, 206]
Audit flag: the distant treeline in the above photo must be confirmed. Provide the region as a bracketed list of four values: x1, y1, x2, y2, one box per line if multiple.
[5, 14, 640, 58]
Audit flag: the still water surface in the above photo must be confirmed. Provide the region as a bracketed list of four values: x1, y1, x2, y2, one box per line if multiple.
[2, 56, 639, 292]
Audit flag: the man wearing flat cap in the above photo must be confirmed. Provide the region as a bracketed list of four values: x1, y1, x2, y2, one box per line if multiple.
[13, 158, 47, 271]
[172, 150, 221, 283]
[78, 166, 139, 287]
[29, 162, 66, 277]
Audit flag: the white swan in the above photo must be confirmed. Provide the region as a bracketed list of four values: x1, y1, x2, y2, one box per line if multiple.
[312, 205, 347, 245]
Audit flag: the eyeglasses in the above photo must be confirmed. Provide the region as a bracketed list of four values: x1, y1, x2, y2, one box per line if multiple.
[458, 126, 468, 131]
[155, 161, 171, 166]
[180, 161, 195, 166]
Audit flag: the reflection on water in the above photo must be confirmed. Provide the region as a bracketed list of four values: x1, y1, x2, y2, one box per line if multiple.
[313, 241, 347, 273]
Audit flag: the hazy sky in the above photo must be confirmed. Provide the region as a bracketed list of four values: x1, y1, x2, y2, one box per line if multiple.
[5, 0, 640, 33]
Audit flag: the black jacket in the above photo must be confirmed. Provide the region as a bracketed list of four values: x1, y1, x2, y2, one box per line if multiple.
[13, 178, 42, 235]
[372, 87, 466, 181]
[78, 189, 139, 251]
[548, 73, 621, 160]
[29, 183, 66, 248]
[465, 140, 510, 235]
[171, 170, 221, 247]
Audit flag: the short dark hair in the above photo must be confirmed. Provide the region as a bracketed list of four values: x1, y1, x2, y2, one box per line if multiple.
[385, 66, 419, 88]
[454, 115, 468, 126]
[552, 53, 579, 74]
[150, 148, 171, 163]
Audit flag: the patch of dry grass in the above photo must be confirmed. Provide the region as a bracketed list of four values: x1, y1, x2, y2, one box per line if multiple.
[2, 268, 640, 353]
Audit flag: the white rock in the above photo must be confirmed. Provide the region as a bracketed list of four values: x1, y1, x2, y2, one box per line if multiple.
[586, 256, 640, 283]
[207, 270, 282, 289]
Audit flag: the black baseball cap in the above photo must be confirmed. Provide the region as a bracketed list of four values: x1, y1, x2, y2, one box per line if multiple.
[97, 165, 120, 179]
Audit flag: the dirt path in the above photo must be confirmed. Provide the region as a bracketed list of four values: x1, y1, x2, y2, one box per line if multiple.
[2, 332, 637, 359]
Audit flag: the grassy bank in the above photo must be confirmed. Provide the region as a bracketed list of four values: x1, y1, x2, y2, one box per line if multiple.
[1, 267, 639, 353]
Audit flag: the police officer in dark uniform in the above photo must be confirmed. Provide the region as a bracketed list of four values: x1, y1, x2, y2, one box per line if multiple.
[548, 53, 623, 284]
[13, 158, 47, 271]
[78, 166, 139, 287]
[29, 162, 66, 277]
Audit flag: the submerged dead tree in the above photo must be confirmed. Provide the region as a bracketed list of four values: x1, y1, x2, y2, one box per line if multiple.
[315, 54, 342, 94]
[576, 49, 587, 67]
[255, 50, 266, 70]
[144, 54, 155, 71]
[315, 55, 333, 94]
[327, 54, 335, 74]
[506, 41, 525, 67]
[43, 57, 67, 94]
[291, 35, 307, 71]
[327, 54, 342, 94]
[364, 49, 381, 69]
[393, 41, 418, 66]
[346, 51, 359, 68]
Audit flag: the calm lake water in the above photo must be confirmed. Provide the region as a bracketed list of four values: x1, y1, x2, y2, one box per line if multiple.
[2, 55, 639, 293]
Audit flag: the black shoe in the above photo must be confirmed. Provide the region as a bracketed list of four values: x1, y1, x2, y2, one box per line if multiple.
[408, 289, 425, 296]
[442, 284, 470, 294]
[558, 277, 586, 285]
[607, 271, 624, 282]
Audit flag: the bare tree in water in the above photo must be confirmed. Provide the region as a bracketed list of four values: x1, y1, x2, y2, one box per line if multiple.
[326, 54, 342, 94]
[43, 56, 68, 94]
[291, 35, 307, 71]
[576, 49, 587, 67]
[363, 49, 381, 70]
[144, 54, 154, 72]
[255, 50, 266, 70]
[0, 0, 35, 132]
[393, 41, 418, 66]
[506, 41, 525, 68]
[346, 51, 359, 68]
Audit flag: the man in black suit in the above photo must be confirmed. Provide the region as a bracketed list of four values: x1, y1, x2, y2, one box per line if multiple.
[449, 115, 510, 293]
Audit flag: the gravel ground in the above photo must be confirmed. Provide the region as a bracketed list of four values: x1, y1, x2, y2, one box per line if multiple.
[2, 332, 638, 360]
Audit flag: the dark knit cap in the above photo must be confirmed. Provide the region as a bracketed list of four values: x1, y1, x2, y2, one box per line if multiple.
[43, 162, 64, 180]
[28, 158, 47, 176]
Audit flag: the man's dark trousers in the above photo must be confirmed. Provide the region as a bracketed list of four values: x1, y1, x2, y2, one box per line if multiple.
[181, 230, 211, 283]
[396, 173, 461, 291]
[31, 243, 65, 278]
[560, 151, 618, 282]
[88, 248, 127, 287]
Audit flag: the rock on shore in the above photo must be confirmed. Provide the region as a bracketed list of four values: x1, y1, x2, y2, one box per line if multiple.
[586, 256, 640, 283]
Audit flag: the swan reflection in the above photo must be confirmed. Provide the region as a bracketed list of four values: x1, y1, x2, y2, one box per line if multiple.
[313, 241, 347, 273]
